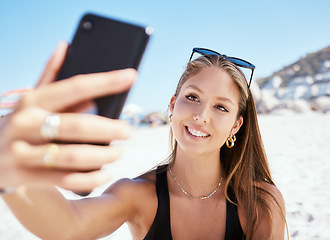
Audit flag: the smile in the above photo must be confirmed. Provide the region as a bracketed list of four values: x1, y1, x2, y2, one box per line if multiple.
[186, 127, 210, 138]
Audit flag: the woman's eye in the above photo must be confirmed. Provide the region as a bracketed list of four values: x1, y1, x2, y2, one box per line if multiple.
[186, 94, 198, 102]
[215, 105, 228, 112]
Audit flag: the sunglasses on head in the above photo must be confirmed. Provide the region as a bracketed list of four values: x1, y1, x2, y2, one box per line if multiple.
[189, 47, 255, 88]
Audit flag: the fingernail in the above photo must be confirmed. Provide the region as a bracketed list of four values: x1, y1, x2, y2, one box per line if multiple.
[56, 41, 68, 51]
[120, 69, 138, 84]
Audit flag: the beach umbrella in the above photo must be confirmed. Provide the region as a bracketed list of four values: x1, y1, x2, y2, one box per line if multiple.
[122, 103, 144, 116]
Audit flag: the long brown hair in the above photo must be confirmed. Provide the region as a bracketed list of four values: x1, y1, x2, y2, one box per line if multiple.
[168, 55, 286, 239]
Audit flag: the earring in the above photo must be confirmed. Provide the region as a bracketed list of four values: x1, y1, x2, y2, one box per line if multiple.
[226, 135, 236, 148]
[169, 114, 173, 123]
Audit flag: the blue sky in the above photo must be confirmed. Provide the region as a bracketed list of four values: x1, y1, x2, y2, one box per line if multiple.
[1, 0, 330, 115]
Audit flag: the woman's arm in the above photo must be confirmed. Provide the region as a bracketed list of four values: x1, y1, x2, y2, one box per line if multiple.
[0, 42, 138, 239]
[3, 186, 83, 240]
[2, 178, 142, 240]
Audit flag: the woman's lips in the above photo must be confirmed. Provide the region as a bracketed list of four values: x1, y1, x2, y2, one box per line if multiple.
[186, 126, 210, 138]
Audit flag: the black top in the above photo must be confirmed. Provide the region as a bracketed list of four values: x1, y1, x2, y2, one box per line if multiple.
[143, 165, 246, 240]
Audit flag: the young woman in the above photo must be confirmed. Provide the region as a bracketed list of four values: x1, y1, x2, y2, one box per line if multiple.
[0, 42, 286, 239]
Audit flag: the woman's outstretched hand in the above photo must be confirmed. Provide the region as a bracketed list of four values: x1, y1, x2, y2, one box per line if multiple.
[0, 41, 137, 193]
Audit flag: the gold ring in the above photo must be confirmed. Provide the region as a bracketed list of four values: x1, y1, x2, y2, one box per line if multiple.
[43, 144, 59, 167]
[40, 114, 61, 141]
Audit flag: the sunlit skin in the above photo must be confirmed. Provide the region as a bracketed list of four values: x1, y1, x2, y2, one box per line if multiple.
[168, 66, 243, 196]
[170, 66, 243, 160]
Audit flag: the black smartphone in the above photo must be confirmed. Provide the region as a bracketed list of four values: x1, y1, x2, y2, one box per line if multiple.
[55, 13, 151, 196]
[56, 13, 151, 119]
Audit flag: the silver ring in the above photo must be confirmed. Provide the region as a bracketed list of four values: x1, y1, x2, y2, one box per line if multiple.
[43, 144, 59, 167]
[40, 114, 61, 140]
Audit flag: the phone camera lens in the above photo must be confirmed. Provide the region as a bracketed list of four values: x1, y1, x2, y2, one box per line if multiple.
[82, 21, 93, 30]
[145, 27, 154, 35]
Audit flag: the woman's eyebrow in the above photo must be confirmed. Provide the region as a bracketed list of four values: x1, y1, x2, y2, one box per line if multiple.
[185, 84, 203, 93]
[216, 96, 234, 105]
[185, 84, 234, 105]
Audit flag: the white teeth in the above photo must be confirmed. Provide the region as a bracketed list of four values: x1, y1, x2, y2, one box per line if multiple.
[187, 127, 209, 137]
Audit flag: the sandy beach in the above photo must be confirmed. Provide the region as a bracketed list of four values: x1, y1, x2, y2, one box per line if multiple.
[1, 113, 329, 239]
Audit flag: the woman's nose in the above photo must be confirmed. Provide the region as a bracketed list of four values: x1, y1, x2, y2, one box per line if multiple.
[193, 106, 209, 124]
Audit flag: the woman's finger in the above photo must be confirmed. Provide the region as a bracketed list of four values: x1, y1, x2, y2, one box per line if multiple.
[11, 169, 112, 192]
[12, 141, 123, 170]
[62, 99, 96, 113]
[54, 170, 112, 192]
[36, 41, 68, 87]
[20, 68, 137, 113]
[7, 107, 49, 144]
[57, 113, 132, 143]
[8, 109, 132, 144]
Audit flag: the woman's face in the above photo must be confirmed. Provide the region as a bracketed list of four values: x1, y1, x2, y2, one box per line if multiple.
[170, 67, 243, 157]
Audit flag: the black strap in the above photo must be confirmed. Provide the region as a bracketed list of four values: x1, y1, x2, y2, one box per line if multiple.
[224, 188, 246, 240]
[143, 165, 172, 240]
[144, 166, 244, 240]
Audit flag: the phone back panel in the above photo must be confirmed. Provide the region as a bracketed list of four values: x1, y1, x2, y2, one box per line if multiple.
[56, 13, 150, 118]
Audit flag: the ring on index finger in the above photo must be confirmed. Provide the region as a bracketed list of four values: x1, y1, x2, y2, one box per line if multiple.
[43, 144, 59, 167]
[40, 114, 60, 141]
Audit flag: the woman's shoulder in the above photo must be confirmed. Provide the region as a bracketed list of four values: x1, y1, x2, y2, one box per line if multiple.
[101, 168, 159, 202]
[252, 181, 286, 238]
[101, 165, 169, 214]
[255, 181, 284, 205]
[102, 169, 160, 232]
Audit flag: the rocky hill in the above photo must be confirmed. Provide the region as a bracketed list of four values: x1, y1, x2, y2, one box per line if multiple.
[258, 46, 330, 87]
[253, 45, 330, 114]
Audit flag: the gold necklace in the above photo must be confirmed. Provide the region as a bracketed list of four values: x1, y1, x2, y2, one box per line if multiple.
[168, 165, 223, 200]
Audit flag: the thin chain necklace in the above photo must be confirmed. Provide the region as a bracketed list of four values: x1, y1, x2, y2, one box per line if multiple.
[168, 165, 223, 200]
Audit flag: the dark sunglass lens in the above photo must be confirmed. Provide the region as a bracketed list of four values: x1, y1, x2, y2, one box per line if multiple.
[229, 58, 255, 69]
[190, 48, 255, 87]
[195, 48, 219, 56]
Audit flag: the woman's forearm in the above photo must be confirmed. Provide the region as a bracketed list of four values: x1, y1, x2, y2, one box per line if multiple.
[2, 185, 80, 240]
